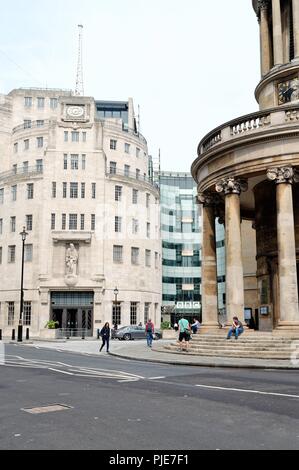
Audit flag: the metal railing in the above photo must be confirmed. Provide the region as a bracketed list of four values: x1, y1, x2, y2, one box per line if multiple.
[0, 166, 43, 182]
[107, 168, 159, 190]
[57, 328, 93, 339]
[12, 120, 50, 134]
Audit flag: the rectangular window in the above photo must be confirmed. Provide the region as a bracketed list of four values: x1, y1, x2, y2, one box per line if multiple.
[24, 120, 31, 129]
[113, 245, 123, 263]
[37, 137, 44, 148]
[80, 214, 85, 231]
[71, 154, 79, 170]
[11, 185, 17, 202]
[69, 214, 78, 230]
[131, 248, 139, 265]
[10, 217, 16, 233]
[13, 164, 17, 174]
[125, 143, 130, 154]
[24, 97, 32, 108]
[82, 132, 87, 142]
[0, 247, 2, 264]
[24, 139, 29, 151]
[112, 304, 121, 327]
[81, 183, 86, 199]
[92, 183, 96, 199]
[115, 216, 122, 233]
[91, 214, 96, 231]
[136, 169, 141, 180]
[64, 154, 68, 170]
[0, 188, 4, 204]
[27, 184, 34, 200]
[24, 302, 32, 326]
[110, 162, 117, 174]
[62, 214, 66, 230]
[124, 165, 130, 177]
[8, 245, 16, 263]
[52, 182, 57, 198]
[144, 303, 150, 325]
[145, 250, 151, 267]
[63, 182, 67, 199]
[0, 219, 2, 234]
[130, 302, 137, 325]
[155, 252, 159, 269]
[50, 98, 58, 109]
[37, 97, 45, 108]
[110, 140, 117, 150]
[51, 214, 56, 230]
[26, 215, 33, 231]
[14, 143, 18, 153]
[136, 148, 140, 158]
[23, 161, 29, 173]
[82, 154, 86, 170]
[72, 131, 79, 142]
[132, 189, 138, 205]
[70, 183, 78, 199]
[147, 223, 151, 239]
[64, 131, 68, 142]
[8, 302, 15, 326]
[37, 120, 44, 127]
[146, 194, 150, 209]
[132, 219, 139, 234]
[25, 244, 33, 262]
[36, 159, 43, 172]
[115, 186, 122, 202]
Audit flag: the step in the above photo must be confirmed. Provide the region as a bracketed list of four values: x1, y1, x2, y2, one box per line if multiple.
[164, 346, 292, 359]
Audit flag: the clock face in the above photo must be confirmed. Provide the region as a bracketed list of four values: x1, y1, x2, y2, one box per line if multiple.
[278, 81, 293, 105]
[66, 106, 85, 118]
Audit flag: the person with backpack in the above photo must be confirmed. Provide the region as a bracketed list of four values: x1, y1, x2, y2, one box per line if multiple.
[99, 322, 111, 353]
[145, 319, 155, 348]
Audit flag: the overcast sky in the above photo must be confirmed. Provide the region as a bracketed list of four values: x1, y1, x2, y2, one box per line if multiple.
[0, 0, 260, 172]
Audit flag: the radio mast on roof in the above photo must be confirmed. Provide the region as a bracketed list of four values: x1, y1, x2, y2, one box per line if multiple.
[75, 24, 84, 96]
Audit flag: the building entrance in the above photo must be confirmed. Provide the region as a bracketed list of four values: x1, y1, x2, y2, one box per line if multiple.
[51, 292, 94, 337]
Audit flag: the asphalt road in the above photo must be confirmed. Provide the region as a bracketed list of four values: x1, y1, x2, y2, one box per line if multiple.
[1, 343, 299, 450]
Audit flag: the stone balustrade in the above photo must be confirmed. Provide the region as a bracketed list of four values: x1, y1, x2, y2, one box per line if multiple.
[199, 106, 299, 155]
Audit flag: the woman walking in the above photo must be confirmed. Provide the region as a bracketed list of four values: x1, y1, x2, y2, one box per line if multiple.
[100, 323, 111, 353]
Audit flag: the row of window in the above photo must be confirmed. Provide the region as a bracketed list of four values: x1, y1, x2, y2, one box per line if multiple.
[110, 139, 144, 158]
[0, 184, 34, 203]
[113, 245, 160, 268]
[115, 185, 151, 207]
[114, 217, 151, 238]
[14, 137, 44, 153]
[51, 214, 96, 231]
[0, 245, 33, 264]
[109, 161, 147, 181]
[0, 215, 33, 234]
[24, 96, 58, 109]
[52, 182, 96, 199]
[6, 301, 32, 326]
[112, 302, 159, 327]
[64, 154, 86, 170]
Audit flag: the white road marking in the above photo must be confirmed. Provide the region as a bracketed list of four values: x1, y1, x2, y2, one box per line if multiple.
[196, 385, 299, 399]
[48, 368, 74, 376]
[147, 376, 166, 380]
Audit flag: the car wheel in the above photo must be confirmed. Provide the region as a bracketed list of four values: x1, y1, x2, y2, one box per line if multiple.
[123, 334, 131, 341]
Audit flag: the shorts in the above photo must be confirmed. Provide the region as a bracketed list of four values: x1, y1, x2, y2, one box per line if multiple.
[179, 332, 190, 343]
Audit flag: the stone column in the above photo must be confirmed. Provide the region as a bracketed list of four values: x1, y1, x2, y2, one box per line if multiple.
[259, 0, 271, 75]
[267, 167, 299, 327]
[216, 178, 248, 324]
[292, 0, 299, 60]
[198, 192, 219, 329]
[272, 0, 284, 66]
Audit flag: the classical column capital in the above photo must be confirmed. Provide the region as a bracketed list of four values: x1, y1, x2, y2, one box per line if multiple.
[267, 166, 299, 184]
[215, 177, 248, 196]
[198, 190, 221, 207]
[258, 0, 270, 11]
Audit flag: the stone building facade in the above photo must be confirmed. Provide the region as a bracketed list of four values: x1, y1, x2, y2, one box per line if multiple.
[192, 0, 299, 332]
[0, 88, 162, 338]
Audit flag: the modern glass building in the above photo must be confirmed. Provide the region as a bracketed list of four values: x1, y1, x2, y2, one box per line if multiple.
[159, 172, 225, 324]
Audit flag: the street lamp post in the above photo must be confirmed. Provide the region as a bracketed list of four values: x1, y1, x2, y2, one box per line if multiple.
[18, 227, 28, 343]
[113, 287, 119, 326]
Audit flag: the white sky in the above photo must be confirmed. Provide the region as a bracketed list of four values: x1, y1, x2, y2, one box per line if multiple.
[0, 0, 260, 172]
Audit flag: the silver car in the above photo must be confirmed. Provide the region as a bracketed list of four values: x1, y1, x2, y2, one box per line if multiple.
[114, 326, 162, 341]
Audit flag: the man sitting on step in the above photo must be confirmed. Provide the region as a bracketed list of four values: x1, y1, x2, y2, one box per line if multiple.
[227, 317, 244, 340]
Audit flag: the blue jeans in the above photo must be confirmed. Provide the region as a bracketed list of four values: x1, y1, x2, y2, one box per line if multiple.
[227, 328, 244, 339]
[147, 333, 153, 348]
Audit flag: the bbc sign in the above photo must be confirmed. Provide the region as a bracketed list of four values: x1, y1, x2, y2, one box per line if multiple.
[176, 302, 201, 310]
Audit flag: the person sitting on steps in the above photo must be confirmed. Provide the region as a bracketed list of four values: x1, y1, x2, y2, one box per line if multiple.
[227, 317, 244, 340]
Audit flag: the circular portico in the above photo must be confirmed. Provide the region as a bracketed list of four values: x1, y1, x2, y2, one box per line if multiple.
[192, 0, 299, 332]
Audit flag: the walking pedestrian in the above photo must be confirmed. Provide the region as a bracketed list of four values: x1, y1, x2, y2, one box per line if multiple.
[145, 319, 155, 348]
[178, 316, 191, 352]
[100, 322, 111, 352]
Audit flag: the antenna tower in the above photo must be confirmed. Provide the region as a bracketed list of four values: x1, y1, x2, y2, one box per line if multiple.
[75, 24, 84, 96]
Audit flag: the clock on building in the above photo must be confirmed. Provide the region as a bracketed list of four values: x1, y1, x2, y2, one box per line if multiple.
[278, 78, 299, 105]
[66, 105, 85, 119]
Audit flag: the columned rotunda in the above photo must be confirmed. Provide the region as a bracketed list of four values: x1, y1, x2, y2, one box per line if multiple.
[192, 0, 299, 332]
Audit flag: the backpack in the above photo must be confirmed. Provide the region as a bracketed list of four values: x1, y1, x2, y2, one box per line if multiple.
[147, 324, 153, 334]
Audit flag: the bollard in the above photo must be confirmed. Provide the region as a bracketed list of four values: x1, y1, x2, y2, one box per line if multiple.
[82, 330, 85, 340]
[97, 329, 100, 340]
[12, 329, 15, 341]
[26, 328, 30, 341]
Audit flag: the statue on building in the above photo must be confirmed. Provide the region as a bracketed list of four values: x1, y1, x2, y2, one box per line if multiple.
[66, 244, 78, 276]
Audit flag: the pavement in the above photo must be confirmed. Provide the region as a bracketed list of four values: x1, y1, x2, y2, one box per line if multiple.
[7, 337, 299, 369]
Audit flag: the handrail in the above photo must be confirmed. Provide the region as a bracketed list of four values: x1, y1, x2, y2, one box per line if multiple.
[0, 166, 43, 182]
[107, 168, 159, 191]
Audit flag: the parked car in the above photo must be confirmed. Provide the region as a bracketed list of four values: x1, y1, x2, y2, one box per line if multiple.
[114, 325, 162, 341]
